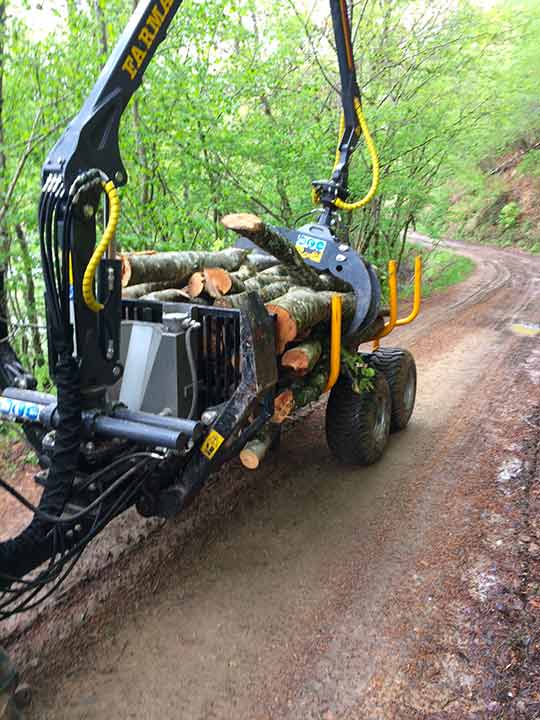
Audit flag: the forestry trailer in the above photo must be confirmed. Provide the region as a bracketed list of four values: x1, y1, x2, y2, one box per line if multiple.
[0, 0, 421, 710]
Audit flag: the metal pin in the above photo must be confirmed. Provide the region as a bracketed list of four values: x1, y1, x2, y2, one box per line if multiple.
[107, 267, 115, 291]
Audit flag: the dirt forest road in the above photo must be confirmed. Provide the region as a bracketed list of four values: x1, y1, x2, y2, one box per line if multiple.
[5, 236, 540, 719]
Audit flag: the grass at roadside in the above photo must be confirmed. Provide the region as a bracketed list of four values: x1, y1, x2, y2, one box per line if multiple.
[400, 243, 476, 298]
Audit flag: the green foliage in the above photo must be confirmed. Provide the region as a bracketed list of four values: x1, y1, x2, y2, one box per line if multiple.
[417, 1, 540, 251]
[341, 349, 375, 394]
[498, 201, 520, 230]
[516, 151, 540, 177]
[403, 244, 475, 297]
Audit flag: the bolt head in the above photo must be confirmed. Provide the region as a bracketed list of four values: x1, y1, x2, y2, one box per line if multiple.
[336, 253, 347, 262]
[338, 244, 349, 252]
[115, 171, 124, 184]
[112, 365, 123, 379]
[201, 410, 218, 426]
[83, 204, 95, 219]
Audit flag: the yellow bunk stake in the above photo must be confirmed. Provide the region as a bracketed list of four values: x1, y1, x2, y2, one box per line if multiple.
[372, 260, 398, 351]
[396, 256, 422, 326]
[324, 293, 342, 393]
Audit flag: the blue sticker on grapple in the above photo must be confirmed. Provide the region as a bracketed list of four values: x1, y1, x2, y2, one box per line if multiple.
[295, 235, 327, 264]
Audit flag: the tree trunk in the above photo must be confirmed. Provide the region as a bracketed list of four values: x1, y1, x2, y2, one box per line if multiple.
[260, 265, 290, 278]
[281, 340, 322, 375]
[230, 265, 255, 283]
[239, 427, 276, 469]
[140, 288, 209, 304]
[215, 281, 291, 309]
[222, 214, 324, 289]
[245, 253, 279, 272]
[122, 280, 179, 300]
[273, 360, 329, 422]
[0, 0, 8, 262]
[266, 289, 355, 353]
[121, 247, 248, 287]
[243, 274, 294, 292]
[15, 224, 43, 367]
[93, 0, 108, 57]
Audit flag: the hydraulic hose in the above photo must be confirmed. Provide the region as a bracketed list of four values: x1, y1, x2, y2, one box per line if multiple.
[333, 98, 379, 211]
[0, 352, 81, 583]
[313, 97, 379, 212]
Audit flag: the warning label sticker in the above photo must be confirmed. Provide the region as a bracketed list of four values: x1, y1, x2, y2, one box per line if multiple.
[200, 429, 225, 459]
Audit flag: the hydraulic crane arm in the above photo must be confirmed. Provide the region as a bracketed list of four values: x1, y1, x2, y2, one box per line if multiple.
[329, 0, 361, 188]
[315, 0, 379, 226]
[43, 0, 185, 187]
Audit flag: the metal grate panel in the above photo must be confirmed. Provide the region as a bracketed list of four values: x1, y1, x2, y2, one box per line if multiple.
[197, 307, 241, 408]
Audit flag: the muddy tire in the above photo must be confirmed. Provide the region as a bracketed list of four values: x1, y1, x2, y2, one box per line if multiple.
[369, 348, 416, 432]
[325, 371, 391, 465]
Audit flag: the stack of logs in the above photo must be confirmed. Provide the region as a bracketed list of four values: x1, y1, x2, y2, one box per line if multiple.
[120, 213, 383, 469]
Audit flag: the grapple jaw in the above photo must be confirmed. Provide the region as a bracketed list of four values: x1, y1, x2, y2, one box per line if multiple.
[237, 223, 381, 337]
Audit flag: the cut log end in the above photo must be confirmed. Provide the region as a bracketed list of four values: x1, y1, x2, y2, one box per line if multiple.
[281, 340, 322, 375]
[188, 272, 205, 298]
[266, 304, 297, 354]
[204, 267, 232, 298]
[239, 432, 273, 469]
[272, 389, 295, 424]
[221, 213, 263, 236]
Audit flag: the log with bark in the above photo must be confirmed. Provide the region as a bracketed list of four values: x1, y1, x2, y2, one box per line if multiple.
[140, 288, 210, 304]
[272, 360, 329, 423]
[121, 247, 248, 288]
[230, 265, 256, 283]
[244, 253, 279, 272]
[222, 214, 324, 290]
[260, 265, 290, 278]
[243, 274, 293, 292]
[215, 281, 291, 309]
[239, 426, 277, 469]
[118, 214, 385, 443]
[266, 289, 355, 353]
[122, 280, 178, 300]
[281, 340, 322, 375]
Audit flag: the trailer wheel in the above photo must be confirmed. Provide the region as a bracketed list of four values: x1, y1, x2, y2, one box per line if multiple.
[325, 371, 391, 465]
[369, 348, 416, 432]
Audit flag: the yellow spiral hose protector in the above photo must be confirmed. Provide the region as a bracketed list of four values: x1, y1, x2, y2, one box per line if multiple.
[313, 97, 379, 212]
[82, 180, 120, 312]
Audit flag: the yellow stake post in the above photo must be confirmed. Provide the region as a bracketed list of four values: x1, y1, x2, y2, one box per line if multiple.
[396, 256, 422, 326]
[324, 294, 343, 393]
[372, 260, 398, 351]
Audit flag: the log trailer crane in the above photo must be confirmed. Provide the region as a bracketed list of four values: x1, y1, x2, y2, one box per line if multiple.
[0, 0, 421, 709]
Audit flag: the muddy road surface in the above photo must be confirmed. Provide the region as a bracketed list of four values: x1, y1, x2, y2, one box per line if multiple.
[3, 237, 540, 719]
